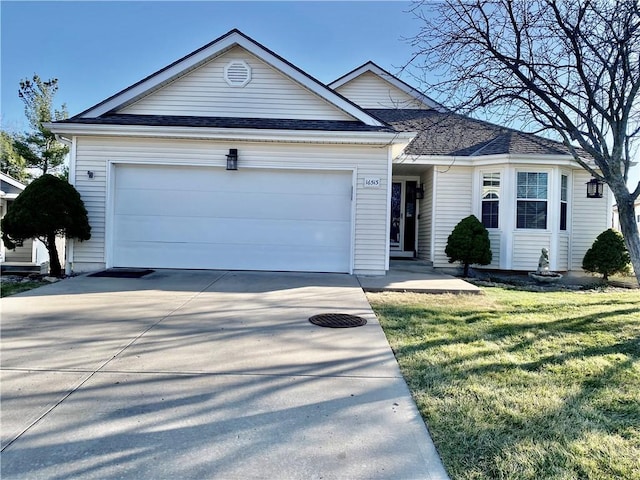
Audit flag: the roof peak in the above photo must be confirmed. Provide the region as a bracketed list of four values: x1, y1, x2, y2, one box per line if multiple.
[329, 61, 447, 112]
[70, 29, 385, 127]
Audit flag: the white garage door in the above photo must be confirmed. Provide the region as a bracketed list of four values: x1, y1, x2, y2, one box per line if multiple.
[111, 164, 352, 272]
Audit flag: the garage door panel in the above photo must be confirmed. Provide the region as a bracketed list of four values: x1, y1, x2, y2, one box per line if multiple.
[116, 216, 350, 247]
[114, 241, 349, 272]
[117, 165, 351, 196]
[236, 193, 351, 221]
[112, 165, 352, 272]
[116, 189, 350, 222]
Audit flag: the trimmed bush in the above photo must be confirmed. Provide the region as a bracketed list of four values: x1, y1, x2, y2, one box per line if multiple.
[582, 229, 630, 281]
[445, 215, 492, 277]
[1, 174, 90, 277]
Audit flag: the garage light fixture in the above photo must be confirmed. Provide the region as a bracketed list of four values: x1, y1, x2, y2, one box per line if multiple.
[226, 149, 238, 171]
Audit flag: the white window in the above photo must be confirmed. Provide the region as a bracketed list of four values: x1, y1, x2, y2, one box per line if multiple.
[517, 172, 548, 229]
[481, 173, 500, 229]
[560, 174, 568, 231]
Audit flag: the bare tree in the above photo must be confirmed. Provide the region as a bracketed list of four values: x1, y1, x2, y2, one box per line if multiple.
[408, 0, 640, 283]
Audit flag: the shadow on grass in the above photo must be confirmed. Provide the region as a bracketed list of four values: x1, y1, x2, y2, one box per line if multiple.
[373, 290, 640, 480]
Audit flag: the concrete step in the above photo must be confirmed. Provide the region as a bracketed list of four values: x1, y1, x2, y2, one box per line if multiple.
[1, 263, 42, 275]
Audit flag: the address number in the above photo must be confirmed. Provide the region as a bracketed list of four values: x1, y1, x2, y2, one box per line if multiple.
[364, 177, 381, 188]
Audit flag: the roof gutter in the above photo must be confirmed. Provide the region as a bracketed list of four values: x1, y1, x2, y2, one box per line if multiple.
[54, 134, 73, 146]
[394, 152, 587, 168]
[44, 122, 415, 145]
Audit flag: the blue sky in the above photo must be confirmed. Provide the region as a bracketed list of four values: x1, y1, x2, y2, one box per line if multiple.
[1, 0, 424, 131]
[2, 1, 637, 189]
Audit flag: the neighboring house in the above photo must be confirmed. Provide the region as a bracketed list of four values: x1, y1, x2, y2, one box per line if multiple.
[612, 201, 640, 232]
[0, 172, 49, 265]
[48, 29, 611, 275]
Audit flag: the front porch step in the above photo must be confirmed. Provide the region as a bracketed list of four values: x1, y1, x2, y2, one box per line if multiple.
[390, 251, 415, 259]
[1, 263, 42, 275]
[389, 259, 435, 273]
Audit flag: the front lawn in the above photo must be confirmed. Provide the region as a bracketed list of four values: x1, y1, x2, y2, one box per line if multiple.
[1, 280, 45, 297]
[368, 288, 640, 480]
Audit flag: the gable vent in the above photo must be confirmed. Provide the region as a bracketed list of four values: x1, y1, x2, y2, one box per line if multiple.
[224, 60, 251, 87]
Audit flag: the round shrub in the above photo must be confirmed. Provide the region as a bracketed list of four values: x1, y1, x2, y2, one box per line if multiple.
[582, 229, 630, 281]
[445, 215, 492, 277]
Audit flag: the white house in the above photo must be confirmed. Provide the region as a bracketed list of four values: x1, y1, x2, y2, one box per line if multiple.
[0, 172, 50, 266]
[48, 29, 611, 275]
[612, 201, 640, 232]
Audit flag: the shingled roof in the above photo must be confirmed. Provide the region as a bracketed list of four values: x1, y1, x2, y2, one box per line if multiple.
[57, 114, 395, 133]
[367, 109, 574, 157]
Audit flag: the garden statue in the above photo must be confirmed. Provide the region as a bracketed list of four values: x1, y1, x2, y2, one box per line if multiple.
[529, 247, 562, 283]
[537, 248, 550, 274]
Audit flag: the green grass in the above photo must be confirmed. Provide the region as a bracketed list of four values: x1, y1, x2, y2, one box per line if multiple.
[368, 288, 640, 480]
[1, 281, 44, 297]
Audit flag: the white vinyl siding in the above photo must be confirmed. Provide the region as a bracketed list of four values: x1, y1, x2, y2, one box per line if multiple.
[72, 144, 108, 269]
[119, 46, 353, 121]
[558, 234, 569, 270]
[72, 136, 389, 274]
[3, 239, 33, 262]
[432, 167, 473, 268]
[570, 170, 611, 270]
[512, 232, 551, 270]
[409, 162, 610, 272]
[417, 168, 434, 261]
[487, 231, 501, 268]
[335, 72, 429, 110]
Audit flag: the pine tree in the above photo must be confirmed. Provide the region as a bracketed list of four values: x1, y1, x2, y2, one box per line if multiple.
[445, 215, 492, 277]
[583, 229, 631, 281]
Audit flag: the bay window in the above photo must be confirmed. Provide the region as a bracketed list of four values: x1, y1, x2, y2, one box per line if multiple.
[560, 174, 568, 231]
[517, 172, 548, 229]
[481, 173, 500, 228]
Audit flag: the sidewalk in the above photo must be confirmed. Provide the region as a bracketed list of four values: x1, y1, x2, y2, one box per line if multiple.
[358, 260, 481, 294]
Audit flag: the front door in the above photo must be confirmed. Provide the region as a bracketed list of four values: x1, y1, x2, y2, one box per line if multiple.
[390, 180, 418, 257]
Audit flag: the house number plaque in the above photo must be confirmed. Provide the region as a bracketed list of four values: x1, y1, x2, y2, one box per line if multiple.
[364, 177, 381, 188]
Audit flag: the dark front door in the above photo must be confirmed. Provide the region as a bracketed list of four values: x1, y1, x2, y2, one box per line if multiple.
[389, 179, 418, 257]
[403, 181, 417, 253]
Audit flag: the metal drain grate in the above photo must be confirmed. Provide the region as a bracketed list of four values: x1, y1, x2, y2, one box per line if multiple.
[309, 313, 367, 328]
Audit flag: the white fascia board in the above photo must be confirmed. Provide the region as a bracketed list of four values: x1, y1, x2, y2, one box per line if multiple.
[79, 32, 384, 127]
[394, 153, 583, 168]
[0, 172, 26, 190]
[329, 61, 447, 113]
[45, 122, 413, 145]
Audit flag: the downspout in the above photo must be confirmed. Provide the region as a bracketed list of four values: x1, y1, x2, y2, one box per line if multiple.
[55, 134, 72, 147]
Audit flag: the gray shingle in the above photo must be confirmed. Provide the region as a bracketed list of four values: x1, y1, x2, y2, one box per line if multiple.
[58, 114, 395, 133]
[367, 109, 574, 157]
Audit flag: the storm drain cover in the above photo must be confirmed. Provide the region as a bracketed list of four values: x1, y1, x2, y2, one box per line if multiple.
[309, 313, 367, 328]
[89, 269, 155, 278]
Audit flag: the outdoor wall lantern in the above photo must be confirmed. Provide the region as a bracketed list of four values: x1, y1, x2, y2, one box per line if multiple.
[586, 177, 604, 198]
[226, 148, 238, 171]
[416, 183, 425, 200]
[87, 171, 94, 179]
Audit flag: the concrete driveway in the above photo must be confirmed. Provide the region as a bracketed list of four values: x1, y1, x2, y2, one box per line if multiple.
[1, 270, 448, 479]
